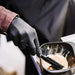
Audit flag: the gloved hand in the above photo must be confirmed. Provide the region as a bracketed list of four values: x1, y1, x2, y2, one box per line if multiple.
[7, 16, 40, 55]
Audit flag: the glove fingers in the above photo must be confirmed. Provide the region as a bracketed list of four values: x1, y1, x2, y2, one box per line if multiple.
[34, 36, 41, 57]
[19, 40, 27, 50]
[29, 39, 36, 55]
[18, 39, 30, 55]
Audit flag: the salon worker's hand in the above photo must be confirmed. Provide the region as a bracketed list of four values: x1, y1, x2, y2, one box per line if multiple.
[7, 16, 40, 55]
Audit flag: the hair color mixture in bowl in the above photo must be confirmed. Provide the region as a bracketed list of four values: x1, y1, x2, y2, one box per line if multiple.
[40, 42, 75, 75]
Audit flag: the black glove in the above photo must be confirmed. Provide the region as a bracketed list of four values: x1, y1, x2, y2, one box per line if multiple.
[7, 16, 40, 55]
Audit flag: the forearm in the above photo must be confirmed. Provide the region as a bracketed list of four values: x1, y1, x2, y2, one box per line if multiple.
[0, 6, 18, 33]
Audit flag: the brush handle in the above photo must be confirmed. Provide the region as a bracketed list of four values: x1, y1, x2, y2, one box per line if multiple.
[41, 55, 64, 70]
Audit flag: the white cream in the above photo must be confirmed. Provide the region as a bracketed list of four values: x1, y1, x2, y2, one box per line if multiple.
[42, 53, 68, 70]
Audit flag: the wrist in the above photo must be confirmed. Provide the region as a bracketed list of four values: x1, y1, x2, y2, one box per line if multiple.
[0, 6, 18, 33]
